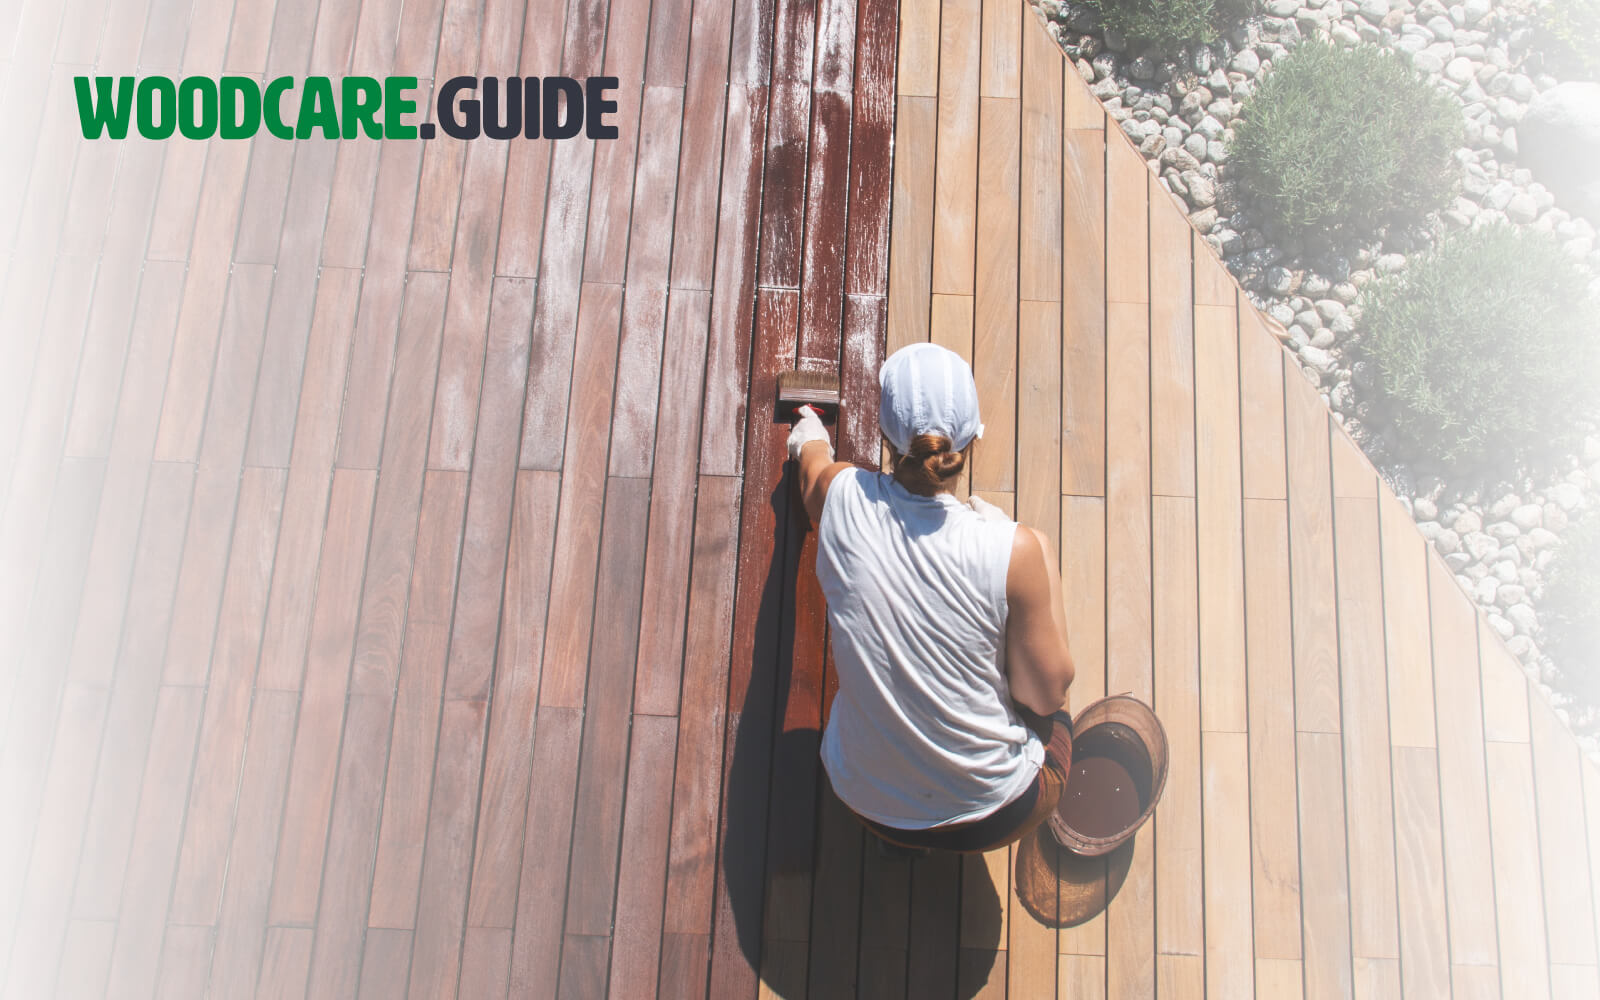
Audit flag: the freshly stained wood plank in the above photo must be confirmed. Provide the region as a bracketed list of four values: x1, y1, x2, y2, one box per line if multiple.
[562, 478, 651, 940]
[1017, 301, 1061, 551]
[1479, 619, 1530, 744]
[70, 462, 193, 921]
[267, 470, 379, 925]
[606, 715, 678, 1000]
[904, 852, 961, 999]
[303, 693, 397, 1000]
[844, 0, 898, 299]
[1429, 556, 1501, 970]
[962, 846, 1008, 959]
[632, 292, 712, 714]
[440, 277, 537, 701]
[1149, 173, 1195, 499]
[897, 0, 939, 96]
[658, 932, 710, 1000]
[797, 87, 852, 363]
[1298, 731, 1354, 1000]
[1153, 496, 1201, 961]
[1244, 499, 1301, 961]
[858, 845, 912, 998]
[932, 0, 979, 297]
[354, 928, 412, 1000]
[1194, 299, 1245, 733]
[459, 471, 558, 927]
[1239, 307, 1287, 500]
[255, 268, 364, 688]
[257, 928, 313, 1000]
[646, 0, 694, 84]
[660, 476, 740, 944]
[1019, 11, 1061, 304]
[696, 83, 766, 475]
[1060, 125, 1106, 498]
[55, 919, 115, 1000]
[1486, 740, 1553, 999]
[1285, 357, 1340, 734]
[508, 707, 583, 999]
[166, 467, 288, 925]
[152, 137, 254, 461]
[232, 138, 296, 265]
[666, 0, 736, 290]
[961, 949, 1008, 1000]
[557, 935, 610, 1000]
[886, 95, 935, 354]
[200, 690, 298, 1000]
[392, 0, 447, 76]
[1391, 747, 1452, 999]
[457, 927, 512, 1000]
[972, 95, 1019, 494]
[708, 286, 800, 1000]
[805, 788, 864, 998]
[757, 81, 813, 290]
[405, 698, 489, 999]
[1529, 697, 1597, 966]
[425, 135, 519, 470]
[362, 463, 468, 923]
[538, 281, 624, 706]
[101, 687, 204, 1000]
[405, 0, 489, 272]
[608, 84, 688, 479]
[1379, 491, 1437, 748]
[152, 924, 213, 1000]
[1203, 730, 1254, 996]
[245, 141, 341, 468]
[1, 684, 108, 999]
[334, 139, 426, 469]
[1552, 965, 1600, 999]
[1333, 496, 1401, 964]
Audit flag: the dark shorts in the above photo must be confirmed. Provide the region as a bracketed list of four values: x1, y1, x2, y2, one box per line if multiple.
[855, 707, 1072, 854]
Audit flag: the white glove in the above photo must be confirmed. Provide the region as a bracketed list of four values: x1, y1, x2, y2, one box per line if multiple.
[786, 405, 834, 462]
[968, 494, 1011, 523]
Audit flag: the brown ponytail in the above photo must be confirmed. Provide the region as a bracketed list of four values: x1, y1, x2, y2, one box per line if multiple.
[891, 433, 967, 497]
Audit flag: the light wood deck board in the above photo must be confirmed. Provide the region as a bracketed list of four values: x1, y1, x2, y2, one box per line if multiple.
[1, 1, 1593, 998]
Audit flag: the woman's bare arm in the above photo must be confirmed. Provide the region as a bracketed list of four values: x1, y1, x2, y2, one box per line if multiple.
[1004, 526, 1075, 716]
[795, 440, 852, 525]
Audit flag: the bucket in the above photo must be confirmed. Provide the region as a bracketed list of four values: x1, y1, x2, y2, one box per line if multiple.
[1048, 695, 1169, 857]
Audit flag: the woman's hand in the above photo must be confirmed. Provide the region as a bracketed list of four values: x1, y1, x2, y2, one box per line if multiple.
[786, 405, 833, 461]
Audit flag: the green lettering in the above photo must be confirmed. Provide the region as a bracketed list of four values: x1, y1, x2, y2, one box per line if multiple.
[135, 76, 176, 140]
[219, 77, 260, 139]
[73, 76, 134, 139]
[178, 77, 218, 139]
[383, 76, 418, 139]
[296, 77, 339, 139]
[263, 76, 295, 139]
[340, 76, 382, 139]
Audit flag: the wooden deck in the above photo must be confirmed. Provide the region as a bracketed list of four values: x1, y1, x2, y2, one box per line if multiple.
[1, 0, 1597, 996]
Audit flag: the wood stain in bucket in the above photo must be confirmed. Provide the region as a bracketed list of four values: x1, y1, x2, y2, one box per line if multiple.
[1055, 723, 1152, 841]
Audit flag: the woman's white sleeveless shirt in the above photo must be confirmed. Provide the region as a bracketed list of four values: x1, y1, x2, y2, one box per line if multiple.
[816, 468, 1045, 829]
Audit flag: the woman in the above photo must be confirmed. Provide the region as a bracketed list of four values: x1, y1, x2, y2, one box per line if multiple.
[785, 343, 1076, 853]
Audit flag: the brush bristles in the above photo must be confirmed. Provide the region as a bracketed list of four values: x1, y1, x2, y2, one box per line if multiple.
[777, 369, 842, 406]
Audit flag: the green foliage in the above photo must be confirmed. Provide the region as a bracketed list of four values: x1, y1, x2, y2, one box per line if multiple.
[1355, 223, 1600, 484]
[1532, 0, 1600, 78]
[1086, 0, 1220, 48]
[1544, 515, 1600, 719]
[1227, 40, 1462, 246]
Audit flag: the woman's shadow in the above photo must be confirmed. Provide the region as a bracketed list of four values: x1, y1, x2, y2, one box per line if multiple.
[718, 472, 1131, 998]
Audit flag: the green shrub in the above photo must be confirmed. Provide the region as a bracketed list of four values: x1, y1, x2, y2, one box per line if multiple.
[1086, 0, 1218, 48]
[1543, 515, 1600, 722]
[1532, 0, 1600, 78]
[1354, 224, 1600, 484]
[1227, 40, 1462, 246]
